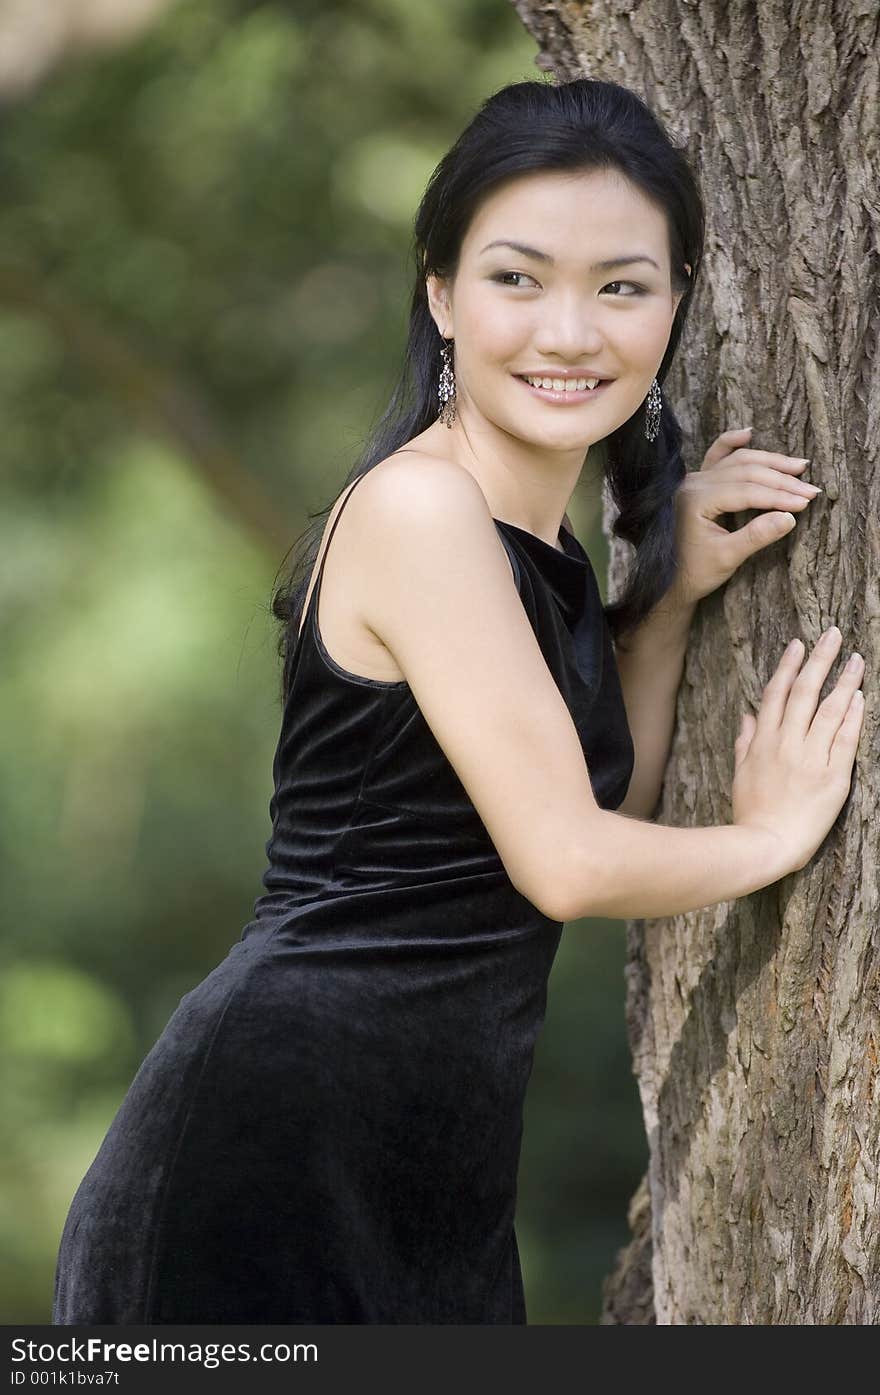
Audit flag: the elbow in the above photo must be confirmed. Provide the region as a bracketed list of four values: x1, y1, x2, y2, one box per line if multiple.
[534, 886, 576, 926]
[511, 873, 570, 924]
[552, 876, 600, 925]
[527, 831, 611, 924]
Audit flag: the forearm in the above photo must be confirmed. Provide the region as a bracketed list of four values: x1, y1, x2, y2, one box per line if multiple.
[613, 596, 697, 820]
[566, 812, 790, 921]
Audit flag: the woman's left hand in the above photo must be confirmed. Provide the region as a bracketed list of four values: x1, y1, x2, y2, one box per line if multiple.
[668, 426, 819, 609]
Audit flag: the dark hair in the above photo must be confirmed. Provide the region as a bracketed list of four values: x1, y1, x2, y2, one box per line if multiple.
[270, 75, 704, 703]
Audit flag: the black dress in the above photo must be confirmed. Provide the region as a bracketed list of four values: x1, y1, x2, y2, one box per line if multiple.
[51, 471, 634, 1325]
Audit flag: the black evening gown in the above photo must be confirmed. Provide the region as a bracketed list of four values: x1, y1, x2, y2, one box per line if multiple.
[52, 471, 634, 1325]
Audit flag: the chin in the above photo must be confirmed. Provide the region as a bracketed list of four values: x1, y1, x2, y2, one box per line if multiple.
[513, 407, 596, 438]
[512, 415, 596, 449]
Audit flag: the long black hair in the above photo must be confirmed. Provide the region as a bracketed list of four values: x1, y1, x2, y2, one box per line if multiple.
[270, 75, 704, 703]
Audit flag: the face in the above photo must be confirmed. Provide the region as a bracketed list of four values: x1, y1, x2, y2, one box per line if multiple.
[426, 167, 690, 458]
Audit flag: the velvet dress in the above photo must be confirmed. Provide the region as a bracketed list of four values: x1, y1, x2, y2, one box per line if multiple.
[52, 470, 634, 1325]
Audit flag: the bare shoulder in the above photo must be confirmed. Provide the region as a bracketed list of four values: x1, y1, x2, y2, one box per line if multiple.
[348, 449, 516, 585]
[298, 450, 513, 686]
[352, 449, 494, 530]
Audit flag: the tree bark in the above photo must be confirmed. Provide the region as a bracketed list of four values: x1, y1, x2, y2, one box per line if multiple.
[511, 0, 879, 1324]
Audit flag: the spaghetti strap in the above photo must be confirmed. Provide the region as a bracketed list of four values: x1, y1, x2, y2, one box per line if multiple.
[314, 472, 371, 590]
[304, 468, 408, 690]
[295, 471, 373, 651]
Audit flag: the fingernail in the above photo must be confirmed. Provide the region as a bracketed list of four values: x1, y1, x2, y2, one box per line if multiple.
[804, 483, 822, 494]
[846, 653, 863, 670]
[795, 458, 810, 466]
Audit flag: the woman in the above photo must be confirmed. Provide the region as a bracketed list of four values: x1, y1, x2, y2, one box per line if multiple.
[52, 76, 864, 1325]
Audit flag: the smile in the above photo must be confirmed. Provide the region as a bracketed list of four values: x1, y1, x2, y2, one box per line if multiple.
[513, 374, 613, 404]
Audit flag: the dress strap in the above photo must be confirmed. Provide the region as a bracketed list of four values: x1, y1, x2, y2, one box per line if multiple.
[313, 471, 371, 592]
[296, 469, 373, 656]
[294, 467, 408, 690]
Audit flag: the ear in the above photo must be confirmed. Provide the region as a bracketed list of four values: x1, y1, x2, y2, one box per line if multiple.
[426, 273, 453, 339]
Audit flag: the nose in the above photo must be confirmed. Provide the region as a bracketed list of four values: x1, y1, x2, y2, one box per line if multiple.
[531, 296, 605, 360]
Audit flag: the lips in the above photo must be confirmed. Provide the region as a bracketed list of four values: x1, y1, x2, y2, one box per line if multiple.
[513, 373, 614, 404]
[515, 374, 611, 384]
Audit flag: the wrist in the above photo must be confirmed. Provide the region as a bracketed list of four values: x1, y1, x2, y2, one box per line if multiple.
[650, 585, 698, 632]
[615, 591, 696, 667]
[734, 819, 801, 883]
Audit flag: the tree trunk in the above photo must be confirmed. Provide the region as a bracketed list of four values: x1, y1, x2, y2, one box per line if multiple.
[511, 0, 879, 1324]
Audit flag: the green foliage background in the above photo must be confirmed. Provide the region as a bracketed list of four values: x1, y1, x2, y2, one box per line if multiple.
[1, 0, 645, 1323]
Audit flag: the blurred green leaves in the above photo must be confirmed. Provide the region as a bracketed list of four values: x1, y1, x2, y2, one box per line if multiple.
[0, 961, 134, 1066]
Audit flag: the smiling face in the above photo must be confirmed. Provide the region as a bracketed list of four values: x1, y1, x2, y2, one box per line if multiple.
[426, 166, 690, 459]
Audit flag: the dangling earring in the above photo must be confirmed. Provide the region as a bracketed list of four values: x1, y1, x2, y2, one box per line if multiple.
[644, 377, 662, 441]
[438, 338, 456, 428]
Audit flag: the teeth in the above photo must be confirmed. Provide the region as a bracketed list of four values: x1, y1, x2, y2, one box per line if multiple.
[523, 375, 601, 391]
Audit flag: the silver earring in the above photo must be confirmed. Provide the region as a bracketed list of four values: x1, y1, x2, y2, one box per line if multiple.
[644, 377, 662, 441]
[438, 339, 456, 428]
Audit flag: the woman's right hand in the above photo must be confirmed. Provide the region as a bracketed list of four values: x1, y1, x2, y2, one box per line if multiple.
[732, 626, 866, 874]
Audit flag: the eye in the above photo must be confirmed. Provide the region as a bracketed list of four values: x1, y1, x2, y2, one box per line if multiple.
[601, 280, 647, 297]
[492, 272, 648, 296]
[492, 271, 539, 288]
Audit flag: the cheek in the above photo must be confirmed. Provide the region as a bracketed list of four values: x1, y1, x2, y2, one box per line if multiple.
[618, 304, 675, 359]
[457, 292, 526, 361]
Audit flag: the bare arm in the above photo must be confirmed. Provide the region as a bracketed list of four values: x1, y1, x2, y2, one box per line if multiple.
[352, 457, 791, 926]
[571, 590, 793, 919]
[613, 593, 697, 821]
[567, 575, 794, 919]
[560, 813, 790, 923]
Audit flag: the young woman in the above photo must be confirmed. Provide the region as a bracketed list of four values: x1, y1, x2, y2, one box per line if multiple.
[52, 77, 864, 1325]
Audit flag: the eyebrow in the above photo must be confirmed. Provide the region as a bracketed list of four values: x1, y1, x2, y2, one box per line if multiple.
[479, 239, 661, 272]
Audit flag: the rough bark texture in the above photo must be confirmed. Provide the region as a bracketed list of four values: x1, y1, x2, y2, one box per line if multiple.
[511, 0, 879, 1324]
